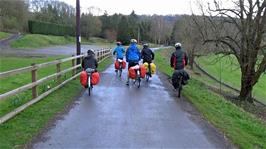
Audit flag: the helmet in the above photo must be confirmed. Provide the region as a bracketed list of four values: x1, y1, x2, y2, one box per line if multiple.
[116, 41, 122, 45]
[87, 49, 95, 55]
[143, 43, 149, 47]
[130, 39, 137, 43]
[175, 43, 182, 48]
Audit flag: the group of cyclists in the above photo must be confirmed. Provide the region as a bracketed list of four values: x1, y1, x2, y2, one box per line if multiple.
[82, 38, 189, 89]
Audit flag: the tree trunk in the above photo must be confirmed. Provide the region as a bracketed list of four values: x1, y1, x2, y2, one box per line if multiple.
[238, 71, 254, 103]
[188, 48, 195, 70]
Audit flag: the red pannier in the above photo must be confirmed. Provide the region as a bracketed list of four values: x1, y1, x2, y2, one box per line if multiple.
[91, 72, 100, 85]
[114, 60, 126, 69]
[121, 61, 126, 69]
[140, 65, 146, 78]
[114, 60, 120, 69]
[128, 67, 136, 79]
[80, 71, 88, 87]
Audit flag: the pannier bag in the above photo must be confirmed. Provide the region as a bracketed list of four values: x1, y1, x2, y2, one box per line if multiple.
[91, 72, 100, 85]
[140, 65, 146, 78]
[80, 71, 88, 87]
[128, 67, 136, 79]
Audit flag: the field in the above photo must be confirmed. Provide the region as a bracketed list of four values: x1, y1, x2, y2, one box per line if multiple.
[196, 55, 266, 103]
[155, 48, 266, 149]
[0, 31, 10, 40]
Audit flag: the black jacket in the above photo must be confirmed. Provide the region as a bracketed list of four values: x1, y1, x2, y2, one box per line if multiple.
[82, 55, 98, 70]
[170, 48, 188, 70]
[141, 47, 155, 63]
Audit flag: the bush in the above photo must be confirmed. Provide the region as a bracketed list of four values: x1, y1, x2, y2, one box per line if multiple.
[28, 20, 75, 36]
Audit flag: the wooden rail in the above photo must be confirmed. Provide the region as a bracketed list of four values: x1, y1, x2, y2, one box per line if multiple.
[0, 49, 112, 124]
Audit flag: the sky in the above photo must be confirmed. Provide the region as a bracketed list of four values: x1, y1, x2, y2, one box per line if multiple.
[60, 0, 223, 15]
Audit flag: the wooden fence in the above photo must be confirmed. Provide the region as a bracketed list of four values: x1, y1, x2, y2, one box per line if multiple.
[0, 49, 112, 124]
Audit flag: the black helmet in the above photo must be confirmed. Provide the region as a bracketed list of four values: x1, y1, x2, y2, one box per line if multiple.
[143, 43, 149, 48]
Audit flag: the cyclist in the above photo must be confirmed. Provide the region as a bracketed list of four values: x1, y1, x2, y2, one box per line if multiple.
[113, 41, 125, 72]
[126, 39, 141, 85]
[170, 43, 189, 89]
[141, 43, 154, 77]
[82, 49, 98, 88]
[170, 43, 188, 70]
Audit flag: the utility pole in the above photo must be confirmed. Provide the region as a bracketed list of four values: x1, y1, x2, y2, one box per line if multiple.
[76, 0, 81, 65]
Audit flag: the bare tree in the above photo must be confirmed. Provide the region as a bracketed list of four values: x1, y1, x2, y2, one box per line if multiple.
[171, 16, 204, 69]
[193, 0, 266, 102]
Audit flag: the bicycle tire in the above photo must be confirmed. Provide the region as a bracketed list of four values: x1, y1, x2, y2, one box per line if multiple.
[137, 76, 141, 88]
[146, 74, 150, 82]
[177, 78, 182, 98]
[88, 87, 91, 96]
[119, 68, 122, 77]
[88, 76, 91, 96]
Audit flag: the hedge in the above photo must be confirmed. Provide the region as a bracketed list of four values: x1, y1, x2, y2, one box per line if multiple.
[28, 20, 75, 36]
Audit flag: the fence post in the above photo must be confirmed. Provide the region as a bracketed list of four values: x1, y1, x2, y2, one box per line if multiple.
[97, 51, 100, 61]
[72, 55, 76, 76]
[31, 63, 38, 99]
[56, 62, 61, 83]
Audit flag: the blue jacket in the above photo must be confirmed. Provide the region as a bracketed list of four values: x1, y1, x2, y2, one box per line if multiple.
[113, 46, 125, 59]
[126, 43, 141, 62]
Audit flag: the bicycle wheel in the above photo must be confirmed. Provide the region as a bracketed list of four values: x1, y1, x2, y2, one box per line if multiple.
[146, 73, 150, 82]
[137, 76, 141, 88]
[177, 78, 182, 98]
[88, 86, 91, 96]
[119, 68, 122, 77]
[88, 77, 91, 96]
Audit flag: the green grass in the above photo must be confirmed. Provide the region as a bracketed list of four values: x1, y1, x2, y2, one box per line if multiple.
[0, 31, 11, 40]
[155, 49, 266, 149]
[10, 34, 115, 49]
[0, 56, 112, 149]
[10, 34, 75, 49]
[196, 55, 266, 103]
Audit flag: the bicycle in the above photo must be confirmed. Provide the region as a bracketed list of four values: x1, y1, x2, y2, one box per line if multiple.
[145, 63, 152, 82]
[176, 75, 183, 98]
[117, 59, 123, 77]
[86, 68, 95, 96]
[131, 65, 141, 88]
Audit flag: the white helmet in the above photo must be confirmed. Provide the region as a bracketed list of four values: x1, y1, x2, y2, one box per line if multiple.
[175, 43, 182, 48]
[130, 39, 137, 43]
[87, 49, 95, 55]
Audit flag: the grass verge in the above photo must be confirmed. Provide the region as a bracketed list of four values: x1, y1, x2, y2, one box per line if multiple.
[10, 34, 75, 49]
[10, 34, 115, 49]
[0, 57, 112, 149]
[155, 49, 266, 149]
[0, 32, 11, 40]
[196, 55, 266, 103]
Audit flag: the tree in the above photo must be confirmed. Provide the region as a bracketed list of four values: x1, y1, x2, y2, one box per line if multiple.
[31, 0, 75, 26]
[117, 16, 131, 44]
[193, 0, 266, 102]
[0, 0, 29, 32]
[171, 16, 203, 69]
[81, 13, 102, 39]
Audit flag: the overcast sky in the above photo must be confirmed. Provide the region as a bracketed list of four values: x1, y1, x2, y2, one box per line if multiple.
[60, 0, 229, 15]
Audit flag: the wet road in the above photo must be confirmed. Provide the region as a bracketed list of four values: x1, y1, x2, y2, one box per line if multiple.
[33, 65, 231, 148]
[0, 44, 110, 56]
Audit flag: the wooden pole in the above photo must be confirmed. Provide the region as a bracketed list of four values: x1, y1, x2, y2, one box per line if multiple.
[31, 63, 38, 99]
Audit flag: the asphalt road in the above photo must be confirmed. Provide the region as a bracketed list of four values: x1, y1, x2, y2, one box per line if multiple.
[33, 65, 231, 148]
[0, 44, 110, 56]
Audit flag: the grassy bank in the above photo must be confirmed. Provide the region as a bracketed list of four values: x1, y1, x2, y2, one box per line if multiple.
[0, 56, 112, 149]
[0, 32, 11, 40]
[10, 34, 114, 49]
[10, 34, 75, 49]
[155, 49, 266, 149]
[196, 55, 266, 103]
